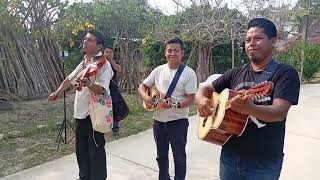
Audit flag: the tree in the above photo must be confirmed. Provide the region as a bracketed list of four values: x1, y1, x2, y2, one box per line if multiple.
[94, 0, 161, 93]
[291, 0, 320, 33]
[276, 41, 320, 81]
[54, 1, 97, 73]
[150, 2, 247, 82]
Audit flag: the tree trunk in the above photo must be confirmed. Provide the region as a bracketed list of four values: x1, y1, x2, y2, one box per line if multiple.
[188, 41, 214, 83]
[118, 39, 143, 93]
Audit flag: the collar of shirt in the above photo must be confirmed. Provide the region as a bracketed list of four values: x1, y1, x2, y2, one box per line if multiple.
[84, 51, 103, 64]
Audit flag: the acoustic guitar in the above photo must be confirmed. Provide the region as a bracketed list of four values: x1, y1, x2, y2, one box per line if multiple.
[143, 86, 180, 111]
[198, 81, 274, 145]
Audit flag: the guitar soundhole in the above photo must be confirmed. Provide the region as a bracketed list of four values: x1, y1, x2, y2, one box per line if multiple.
[202, 117, 207, 127]
[213, 102, 219, 118]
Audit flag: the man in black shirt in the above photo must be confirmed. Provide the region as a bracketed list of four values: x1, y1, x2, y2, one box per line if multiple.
[195, 18, 300, 180]
[104, 46, 123, 135]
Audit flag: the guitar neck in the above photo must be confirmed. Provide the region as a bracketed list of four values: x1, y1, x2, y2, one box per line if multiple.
[225, 98, 234, 109]
[225, 91, 249, 109]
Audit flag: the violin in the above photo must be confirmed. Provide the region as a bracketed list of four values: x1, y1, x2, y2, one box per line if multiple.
[74, 57, 106, 91]
[48, 56, 107, 101]
[54, 56, 106, 93]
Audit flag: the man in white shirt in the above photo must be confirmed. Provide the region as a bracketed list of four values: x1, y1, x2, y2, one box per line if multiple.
[138, 37, 197, 180]
[48, 30, 113, 180]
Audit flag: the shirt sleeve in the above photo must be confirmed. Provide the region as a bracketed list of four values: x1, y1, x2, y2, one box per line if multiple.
[273, 67, 300, 105]
[67, 62, 83, 85]
[212, 68, 234, 93]
[184, 69, 198, 94]
[95, 61, 114, 92]
[143, 68, 157, 88]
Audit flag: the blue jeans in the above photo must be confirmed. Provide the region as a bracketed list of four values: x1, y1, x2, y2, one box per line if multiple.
[153, 119, 189, 180]
[112, 121, 120, 133]
[219, 149, 283, 180]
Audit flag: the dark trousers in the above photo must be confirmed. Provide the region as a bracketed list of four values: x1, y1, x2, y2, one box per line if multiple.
[76, 116, 107, 180]
[153, 118, 189, 180]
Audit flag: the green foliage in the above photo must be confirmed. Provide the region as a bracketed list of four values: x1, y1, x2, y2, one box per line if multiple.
[0, 1, 25, 36]
[141, 35, 166, 67]
[53, 2, 101, 71]
[0, 1, 8, 18]
[54, 2, 96, 49]
[141, 35, 194, 68]
[94, 0, 160, 39]
[276, 42, 320, 81]
[53, 0, 162, 71]
[290, 0, 320, 32]
[63, 49, 83, 74]
[213, 42, 248, 73]
[50, 0, 249, 73]
[183, 41, 193, 64]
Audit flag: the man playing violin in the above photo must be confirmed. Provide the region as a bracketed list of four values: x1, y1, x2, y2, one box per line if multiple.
[48, 30, 113, 180]
[195, 18, 300, 180]
[138, 37, 197, 180]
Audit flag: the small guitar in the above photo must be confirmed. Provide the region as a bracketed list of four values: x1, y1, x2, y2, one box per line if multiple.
[198, 81, 274, 145]
[143, 86, 180, 111]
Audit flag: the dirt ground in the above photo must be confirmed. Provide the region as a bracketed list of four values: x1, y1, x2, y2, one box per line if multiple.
[0, 93, 155, 178]
[0, 95, 77, 177]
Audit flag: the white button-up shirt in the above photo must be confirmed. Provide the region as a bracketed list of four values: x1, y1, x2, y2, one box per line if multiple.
[67, 52, 114, 119]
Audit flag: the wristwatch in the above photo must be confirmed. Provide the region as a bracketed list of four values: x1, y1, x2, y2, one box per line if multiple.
[177, 101, 181, 108]
[170, 101, 181, 109]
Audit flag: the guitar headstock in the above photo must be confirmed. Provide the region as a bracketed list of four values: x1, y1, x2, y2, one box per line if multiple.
[243, 81, 274, 100]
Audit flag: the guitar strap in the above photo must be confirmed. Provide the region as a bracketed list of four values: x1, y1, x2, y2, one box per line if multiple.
[250, 59, 280, 128]
[165, 64, 186, 98]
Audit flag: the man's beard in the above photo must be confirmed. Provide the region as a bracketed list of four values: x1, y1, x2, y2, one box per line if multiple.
[248, 54, 260, 64]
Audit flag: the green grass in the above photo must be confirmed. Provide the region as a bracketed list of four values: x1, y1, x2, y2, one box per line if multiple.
[0, 92, 197, 177]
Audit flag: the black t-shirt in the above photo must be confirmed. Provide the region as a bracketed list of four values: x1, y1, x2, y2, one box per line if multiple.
[110, 64, 123, 102]
[213, 61, 300, 160]
[111, 64, 118, 83]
